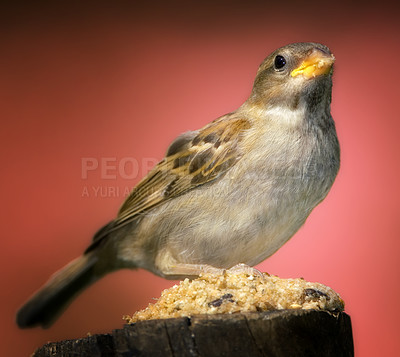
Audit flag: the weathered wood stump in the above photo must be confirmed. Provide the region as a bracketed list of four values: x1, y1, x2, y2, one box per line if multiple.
[33, 310, 354, 357]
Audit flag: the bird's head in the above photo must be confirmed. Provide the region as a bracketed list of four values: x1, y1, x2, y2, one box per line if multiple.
[248, 42, 335, 113]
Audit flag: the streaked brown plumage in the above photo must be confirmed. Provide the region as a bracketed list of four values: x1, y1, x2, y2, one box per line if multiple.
[17, 42, 339, 328]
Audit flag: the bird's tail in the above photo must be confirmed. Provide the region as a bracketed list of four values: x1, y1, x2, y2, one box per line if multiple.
[16, 253, 100, 328]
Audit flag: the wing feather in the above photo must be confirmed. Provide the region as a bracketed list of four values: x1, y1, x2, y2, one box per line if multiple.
[114, 114, 251, 228]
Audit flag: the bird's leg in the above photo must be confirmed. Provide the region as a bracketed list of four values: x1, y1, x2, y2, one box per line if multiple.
[156, 251, 264, 279]
[162, 263, 225, 278]
[162, 262, 264, 279]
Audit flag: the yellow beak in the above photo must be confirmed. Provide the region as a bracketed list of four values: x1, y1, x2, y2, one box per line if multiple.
[291, 49, 335, 79]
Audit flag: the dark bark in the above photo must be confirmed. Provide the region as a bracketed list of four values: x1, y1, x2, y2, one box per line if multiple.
[33, 310, 354, 357]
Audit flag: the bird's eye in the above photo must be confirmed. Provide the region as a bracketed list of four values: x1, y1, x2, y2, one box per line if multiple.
[274, 55, 286, 71]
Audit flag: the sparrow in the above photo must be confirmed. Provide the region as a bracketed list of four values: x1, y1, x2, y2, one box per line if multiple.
[17, 42, 340, 328]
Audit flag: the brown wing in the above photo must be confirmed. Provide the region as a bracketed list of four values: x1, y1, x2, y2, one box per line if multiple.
[115, 114, 251, 226]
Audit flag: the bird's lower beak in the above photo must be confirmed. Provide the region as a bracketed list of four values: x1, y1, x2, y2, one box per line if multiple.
[291, 48, 335, 79]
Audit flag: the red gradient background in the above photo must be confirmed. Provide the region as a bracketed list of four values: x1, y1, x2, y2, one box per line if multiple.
[1, 1, 399, 356]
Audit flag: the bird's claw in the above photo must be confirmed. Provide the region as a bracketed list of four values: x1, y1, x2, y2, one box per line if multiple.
[225, 263, 265, 279]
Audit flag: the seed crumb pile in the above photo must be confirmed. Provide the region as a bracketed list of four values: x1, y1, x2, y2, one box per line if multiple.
[124, 272, 344, 323]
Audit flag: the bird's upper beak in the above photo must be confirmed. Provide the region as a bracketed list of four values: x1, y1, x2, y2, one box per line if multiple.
[291, 48, 335, 79]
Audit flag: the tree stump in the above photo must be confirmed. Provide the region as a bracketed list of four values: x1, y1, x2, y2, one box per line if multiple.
[33, 310, 354, 357]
